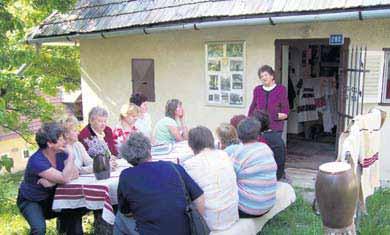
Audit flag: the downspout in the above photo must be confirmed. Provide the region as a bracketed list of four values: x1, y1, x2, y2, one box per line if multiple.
[26, 8, 390, 45]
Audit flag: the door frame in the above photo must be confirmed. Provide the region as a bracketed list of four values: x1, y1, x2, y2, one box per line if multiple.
[274, 38, 350, 150]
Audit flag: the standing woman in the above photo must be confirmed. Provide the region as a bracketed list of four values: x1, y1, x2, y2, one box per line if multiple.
[248, 65, 289, 136]
[154, 99, 188, 144]
[17, 122, 82, 234]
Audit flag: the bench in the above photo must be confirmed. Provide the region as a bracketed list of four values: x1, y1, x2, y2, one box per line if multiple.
[211, 182, 296, 235]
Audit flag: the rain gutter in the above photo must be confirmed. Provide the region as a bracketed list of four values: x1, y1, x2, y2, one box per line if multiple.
[26, 8, 390, 45]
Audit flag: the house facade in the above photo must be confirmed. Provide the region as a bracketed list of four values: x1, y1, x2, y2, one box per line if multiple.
[28, 1, 390, 185]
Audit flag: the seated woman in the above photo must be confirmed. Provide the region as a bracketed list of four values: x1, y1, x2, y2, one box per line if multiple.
[254, 110, 286, 181]
[130, 93, 152, 138]
[230, 114, 267, 143]
[63, 116, 93, 174]
[232, 118, 277, 218]
[154, 99, 188, 144]
[17, 122, 83, 235]
[183, 126, 239, 231]
[216, 123, 241, 156]
[113, 103, 140, 149]
[115, 133, 205, 235]
[78, 106, 118, 156]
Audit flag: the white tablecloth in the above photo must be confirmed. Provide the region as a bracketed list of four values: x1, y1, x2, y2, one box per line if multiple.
[52, 142, 194, 224]
[151, 141, 194, 164]
[53, 159, 130, 224]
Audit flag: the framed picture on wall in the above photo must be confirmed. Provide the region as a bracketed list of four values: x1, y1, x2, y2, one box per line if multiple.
[205, 41, 245, 107]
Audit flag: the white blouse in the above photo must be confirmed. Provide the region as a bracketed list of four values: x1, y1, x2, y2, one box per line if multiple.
[70, 141, 93, 174]
[182, 149, 239, 231]
[135, 112, 152, 138]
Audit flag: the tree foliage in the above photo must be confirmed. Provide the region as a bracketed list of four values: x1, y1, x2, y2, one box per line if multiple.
[0, 0, 79, 138]
[0, 0, 79, 171]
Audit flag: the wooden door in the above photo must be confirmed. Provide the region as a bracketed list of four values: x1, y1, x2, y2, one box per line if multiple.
[131, 59, 155, 101]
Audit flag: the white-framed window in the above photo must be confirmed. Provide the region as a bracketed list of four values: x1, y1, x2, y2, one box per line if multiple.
[21, 148, 30, 158]
[205, 41, 245, 107]
[381, 49, 390, 104]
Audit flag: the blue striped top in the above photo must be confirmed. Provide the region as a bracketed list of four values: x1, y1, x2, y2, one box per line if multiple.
[230, 142, 277, 215]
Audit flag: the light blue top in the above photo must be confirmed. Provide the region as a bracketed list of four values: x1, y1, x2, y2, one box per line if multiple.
[154, 116, 178, 144]
[230, 142, 277, 215]
[224, 143, 242, 157]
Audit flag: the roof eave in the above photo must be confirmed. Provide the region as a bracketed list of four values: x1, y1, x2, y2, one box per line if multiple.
[27, 8, 390, 45]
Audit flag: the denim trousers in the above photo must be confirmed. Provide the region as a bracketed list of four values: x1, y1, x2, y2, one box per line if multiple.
[114, 212, 139, 235]
[17, 192, 86, 235]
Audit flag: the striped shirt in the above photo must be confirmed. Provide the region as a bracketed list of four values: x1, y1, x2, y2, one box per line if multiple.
[231, 142, 277, 215]
[183, 149, 239, 230]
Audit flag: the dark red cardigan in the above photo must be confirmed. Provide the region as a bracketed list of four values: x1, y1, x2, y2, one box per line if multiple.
[248, 84, 290, 132]
[78, 124, 118, 156]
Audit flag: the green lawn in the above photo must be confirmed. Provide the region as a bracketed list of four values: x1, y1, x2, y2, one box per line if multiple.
[1, 172, 389, 235]
[260, 187, 390, 235]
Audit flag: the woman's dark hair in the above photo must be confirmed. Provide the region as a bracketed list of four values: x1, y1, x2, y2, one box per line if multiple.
[230, 114, 246, 129]
[165, 99, 181, 119]
[253, 110, 270, 132]
[258, 65, 275, 77]
[130, 93, 148, 107]
[120, 133, 151, 166]
[35, 122, 65, 149]
[237, 118, 261, 143]
[188, 126, 215, 155]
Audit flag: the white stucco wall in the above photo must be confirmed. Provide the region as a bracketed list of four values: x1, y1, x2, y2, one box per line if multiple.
[80, 18, 390, 184]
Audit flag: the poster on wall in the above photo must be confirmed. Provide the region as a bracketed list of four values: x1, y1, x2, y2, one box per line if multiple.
[206, 42, 244, 106]
[209, 75, 219, 90]
[232, 74, 243, 89]
[221, 92, 229, 104]
[220, 76, 231, 91]
[230, 60, 243, 71]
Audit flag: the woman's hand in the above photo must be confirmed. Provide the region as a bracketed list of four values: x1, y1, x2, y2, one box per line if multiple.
[110, 158, 118, 171]
[71, 167, 80, 180]
[277, 113, 288, 120]
[37, 178, 56, 188]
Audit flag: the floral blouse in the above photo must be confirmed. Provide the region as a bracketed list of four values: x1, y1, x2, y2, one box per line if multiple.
[113, 125, 138, 150]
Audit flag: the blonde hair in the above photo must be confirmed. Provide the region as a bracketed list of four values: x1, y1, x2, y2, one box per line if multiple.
[216, 123, 240, 148]
[62, 116, 79, 135]
[120, 103, 140, 120]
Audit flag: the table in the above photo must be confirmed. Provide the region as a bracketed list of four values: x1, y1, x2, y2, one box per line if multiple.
[52, 141, 194, 225]
[52, 159, 130, 225]
[150, 141, 194, 164]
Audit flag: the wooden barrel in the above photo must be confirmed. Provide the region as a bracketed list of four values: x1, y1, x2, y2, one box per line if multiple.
[315, 162, 358, 232]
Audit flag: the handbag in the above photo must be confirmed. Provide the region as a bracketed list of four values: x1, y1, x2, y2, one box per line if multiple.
[170, 163, 211, 235]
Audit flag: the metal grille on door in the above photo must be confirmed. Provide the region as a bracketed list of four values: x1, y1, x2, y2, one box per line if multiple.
[339, 46, 369, 130]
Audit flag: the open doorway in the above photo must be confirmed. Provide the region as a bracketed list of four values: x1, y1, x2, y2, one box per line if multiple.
[275, 39, 349, 170]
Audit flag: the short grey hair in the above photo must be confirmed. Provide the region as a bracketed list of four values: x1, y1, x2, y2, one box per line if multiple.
[88, 106, 108, 123]
[120, 133, 151, 166]
[237, 118, 261, 143]
[188, 126, 215, 155]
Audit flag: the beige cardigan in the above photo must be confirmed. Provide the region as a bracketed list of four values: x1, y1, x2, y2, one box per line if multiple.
[71, 141, 93, 174]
